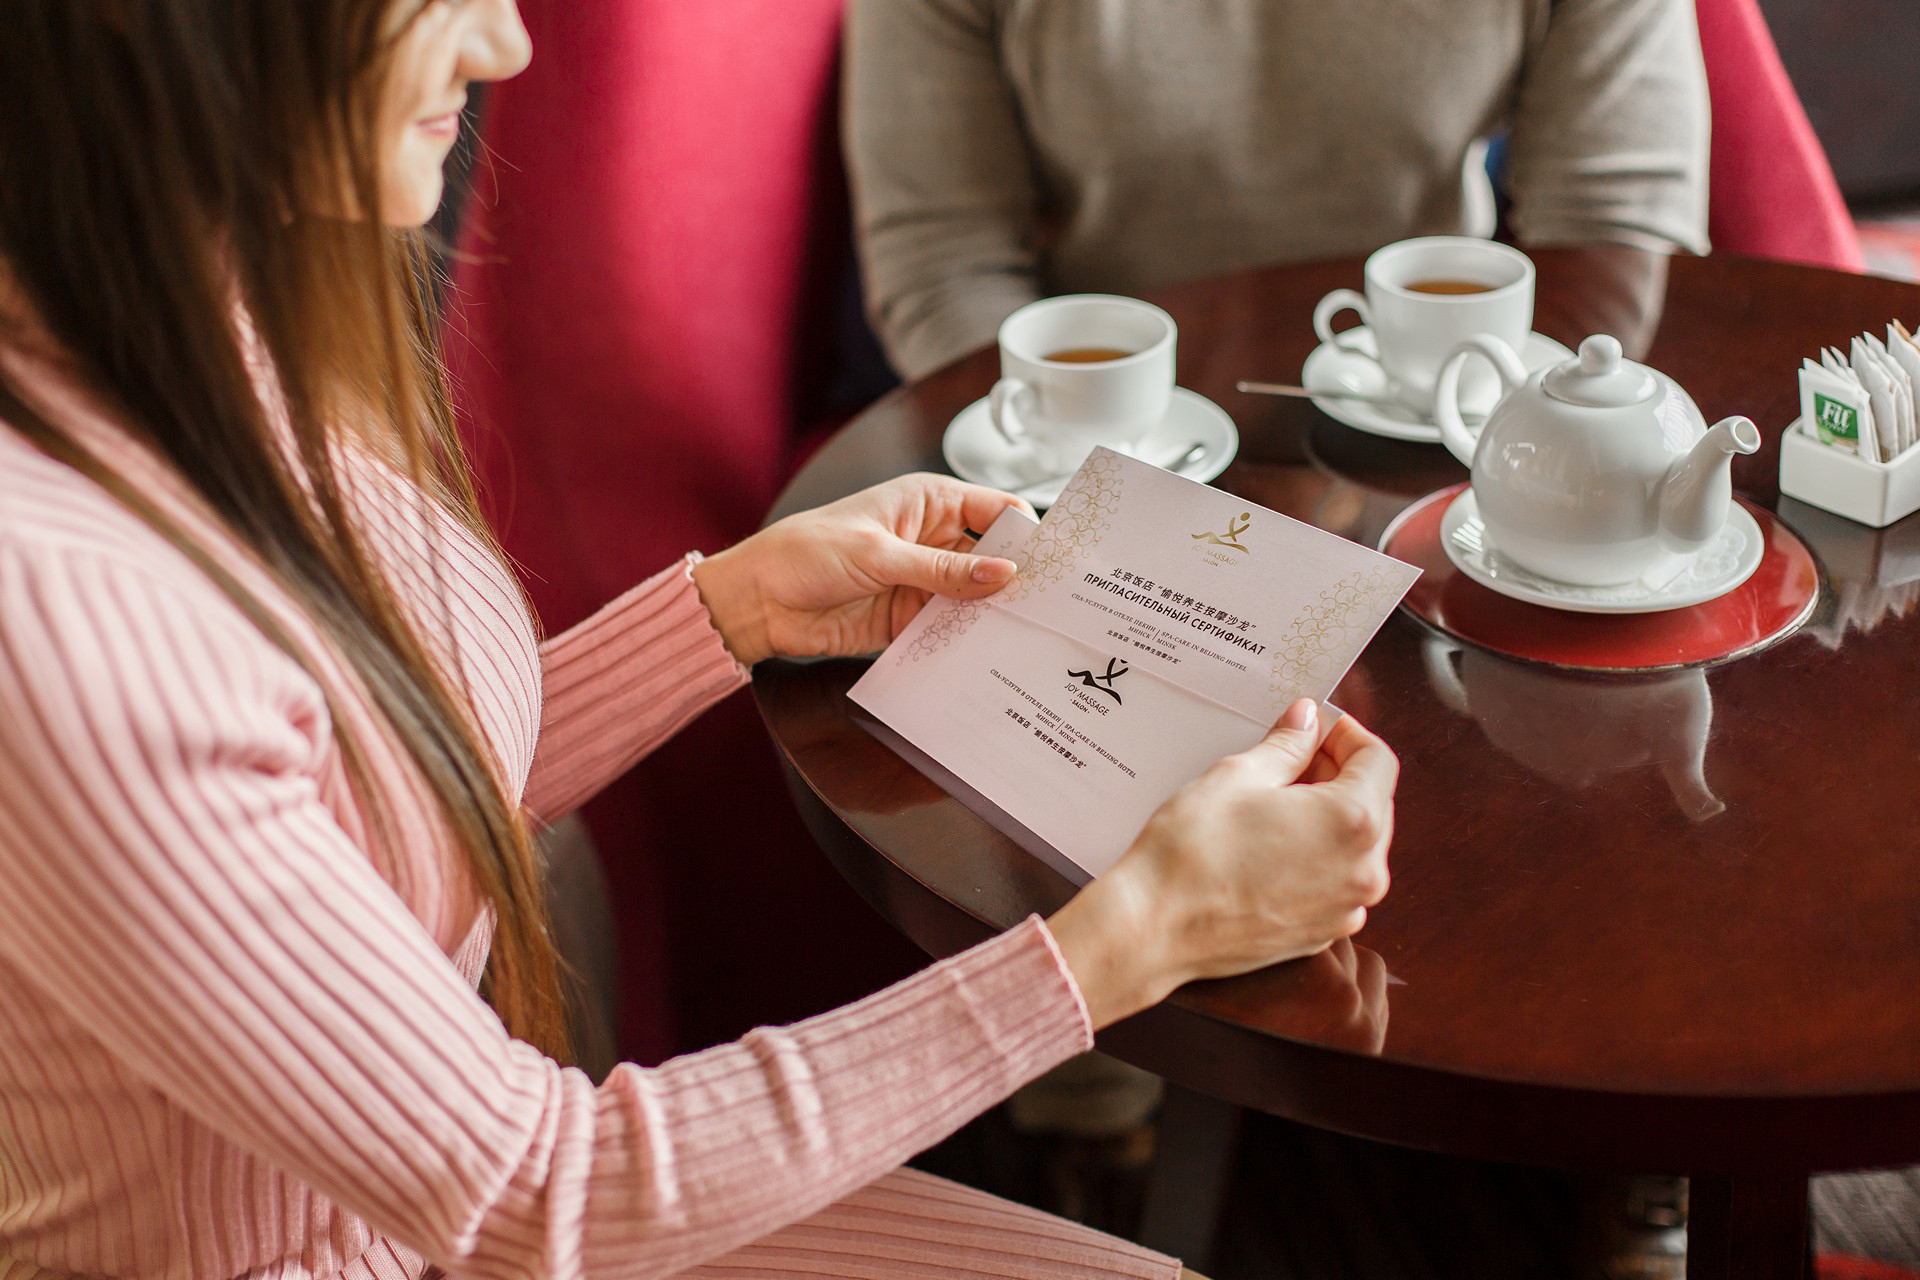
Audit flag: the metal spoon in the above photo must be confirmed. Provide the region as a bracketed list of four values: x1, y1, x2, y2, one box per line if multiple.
[1237, 379, 1400, 406]
[1236, 380, 1486, 424]
[1157, 441, 1207, 473]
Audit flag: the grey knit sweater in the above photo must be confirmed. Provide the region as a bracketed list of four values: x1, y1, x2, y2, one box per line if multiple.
[846, 0, 1711, 378]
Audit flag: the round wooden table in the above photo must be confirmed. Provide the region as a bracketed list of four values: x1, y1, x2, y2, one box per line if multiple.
[754, 254, 1920, 1280]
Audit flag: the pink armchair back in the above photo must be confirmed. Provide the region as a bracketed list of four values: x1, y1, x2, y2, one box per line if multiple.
[446, 0, 918, 1065]
[1696, 0, 1864, 272]
[448, 0, 848, 630]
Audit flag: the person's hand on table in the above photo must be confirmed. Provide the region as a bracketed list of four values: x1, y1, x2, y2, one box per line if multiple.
[690, 474, 1034, 667]
[1047, 701, 1399, 1030]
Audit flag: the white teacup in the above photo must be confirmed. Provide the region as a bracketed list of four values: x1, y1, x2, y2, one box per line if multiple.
[1312, 237, 1534, 417]
[991, 295, 1176, 474]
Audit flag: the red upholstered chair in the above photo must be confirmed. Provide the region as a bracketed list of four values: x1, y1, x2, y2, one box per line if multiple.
[445, 0, 919, 1066]
[1695, 0, 1865, 271]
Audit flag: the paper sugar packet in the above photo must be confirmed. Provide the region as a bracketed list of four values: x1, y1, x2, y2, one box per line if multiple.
[1803, 356, 1877, 459]
[1891, 323, 1920, 444]
[1865, 333, 1916, 454]
[1852, 337, 1902, 461]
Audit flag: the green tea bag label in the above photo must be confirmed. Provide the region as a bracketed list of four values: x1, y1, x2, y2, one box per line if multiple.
[1815, 392, 1860, 445]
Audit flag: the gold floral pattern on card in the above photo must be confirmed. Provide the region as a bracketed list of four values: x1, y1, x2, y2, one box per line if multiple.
[1269, 565, 1403, 703]
[904, 596, 990, 662]
[999, 451, 1127, 604]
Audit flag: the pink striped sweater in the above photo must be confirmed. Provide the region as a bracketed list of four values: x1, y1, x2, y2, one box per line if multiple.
[0, 333, 1175, 1280]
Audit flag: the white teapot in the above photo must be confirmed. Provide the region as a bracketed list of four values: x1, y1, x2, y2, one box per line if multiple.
[1435, 333, 1762, 587]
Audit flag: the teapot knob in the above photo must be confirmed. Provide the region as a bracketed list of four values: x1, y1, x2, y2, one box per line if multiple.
[1578, 334, 1623, 376]
[1544, 334, 1655, 407]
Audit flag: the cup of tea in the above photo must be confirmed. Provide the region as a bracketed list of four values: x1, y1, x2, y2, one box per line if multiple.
[1312, 237, 1534, 417]
[990, 294, 1176, 473]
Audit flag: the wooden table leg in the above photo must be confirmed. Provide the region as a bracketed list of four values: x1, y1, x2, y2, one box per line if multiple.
[1687, 1175, 1811, 1280]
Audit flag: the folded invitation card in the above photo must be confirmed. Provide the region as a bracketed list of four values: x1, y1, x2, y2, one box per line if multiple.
[849, 448, 1419, 881]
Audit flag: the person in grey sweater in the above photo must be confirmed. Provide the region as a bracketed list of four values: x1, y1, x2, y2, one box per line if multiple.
[844, 0, 1711, 381]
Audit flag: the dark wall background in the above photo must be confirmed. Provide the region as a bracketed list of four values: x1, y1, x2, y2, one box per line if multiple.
[1756, 0, 1920, 206]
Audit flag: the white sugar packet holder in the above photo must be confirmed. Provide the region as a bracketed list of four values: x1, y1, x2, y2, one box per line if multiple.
[1784, 324, 1920, 525]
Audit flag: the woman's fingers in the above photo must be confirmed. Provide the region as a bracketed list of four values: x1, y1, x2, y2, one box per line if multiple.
[1316, 711, 1377, 766]
[1318, 715, 1400, 800]
[816, 475, 1033, 603]
[943, 477, 1038, 528]
[1238, 698, 1322, 783]
[1299, 749, 1341, 785]
[886, 473, 1036, 540]
[867, 538, 1018, 600]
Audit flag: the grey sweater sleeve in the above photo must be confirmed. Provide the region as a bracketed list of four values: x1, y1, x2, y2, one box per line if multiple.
[844, 0, 1045, 380]
[1504, 0, 1711, 255]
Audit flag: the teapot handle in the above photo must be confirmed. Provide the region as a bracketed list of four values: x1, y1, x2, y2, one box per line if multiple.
[1434, 334, 1529, 468]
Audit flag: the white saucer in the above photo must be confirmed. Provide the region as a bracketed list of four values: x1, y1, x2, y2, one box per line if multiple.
[1439, 489, 1766, 614]
[943, 386, 1239, 507]
[1301, 329, 1575, 444]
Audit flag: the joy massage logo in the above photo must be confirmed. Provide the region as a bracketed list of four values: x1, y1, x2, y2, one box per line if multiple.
[1066, 657, 1130, 704]
[1191, 511, 1253, 563]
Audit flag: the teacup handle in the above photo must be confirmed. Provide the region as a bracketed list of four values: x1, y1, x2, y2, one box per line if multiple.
[1434, 334, 1529, 467]
[989, 377, 1035, 448]
[1312, 289, 1372, 354]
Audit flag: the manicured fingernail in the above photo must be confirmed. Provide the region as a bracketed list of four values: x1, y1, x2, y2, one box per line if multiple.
[1282, 699, 1317, 732]
[971, 557, 1016, 583]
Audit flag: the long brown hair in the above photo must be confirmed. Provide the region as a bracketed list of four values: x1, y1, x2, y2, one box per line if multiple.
[0, 1, 570, 1059]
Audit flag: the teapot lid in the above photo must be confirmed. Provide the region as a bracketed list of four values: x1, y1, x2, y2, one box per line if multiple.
[1543, 335, 1658, 408]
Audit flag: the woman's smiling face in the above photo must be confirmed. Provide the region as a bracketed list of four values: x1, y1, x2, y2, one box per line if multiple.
[377, 0, 531, 227]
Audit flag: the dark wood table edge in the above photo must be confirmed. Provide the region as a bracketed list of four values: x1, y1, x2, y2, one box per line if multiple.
[756, 680, 1920, 1181]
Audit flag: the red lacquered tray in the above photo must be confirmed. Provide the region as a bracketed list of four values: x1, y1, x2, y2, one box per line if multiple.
[1381, 484, 1821, 672]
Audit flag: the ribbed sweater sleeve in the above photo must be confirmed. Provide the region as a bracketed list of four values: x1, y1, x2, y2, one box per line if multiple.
[0, 536, 1094, 1280]
[522, 556, 748, 822]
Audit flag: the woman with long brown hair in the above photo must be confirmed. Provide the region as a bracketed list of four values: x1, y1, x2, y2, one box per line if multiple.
[0, 2, 1396, 1277]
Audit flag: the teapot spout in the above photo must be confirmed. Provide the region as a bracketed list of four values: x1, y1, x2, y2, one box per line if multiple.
[1658, 416, 1762, 554]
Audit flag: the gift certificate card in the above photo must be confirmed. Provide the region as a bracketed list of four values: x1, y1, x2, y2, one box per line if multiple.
[849, 449, 1418, 880]
[989, 448, 1420, 724]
